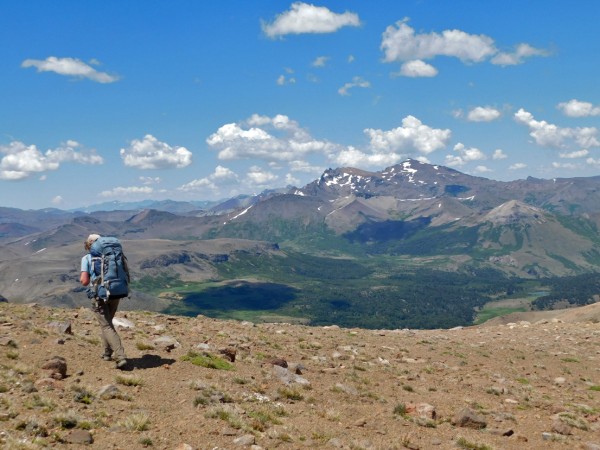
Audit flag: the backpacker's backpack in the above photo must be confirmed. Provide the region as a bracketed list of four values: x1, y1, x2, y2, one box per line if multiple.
[90, 237, 130, 300]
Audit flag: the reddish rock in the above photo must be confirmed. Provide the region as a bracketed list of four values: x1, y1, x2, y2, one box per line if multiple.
[41, 356, 67, 379]
[219, 347, 237, 362]
[406, 402, 436, 420]
[269, 357, 288, 368]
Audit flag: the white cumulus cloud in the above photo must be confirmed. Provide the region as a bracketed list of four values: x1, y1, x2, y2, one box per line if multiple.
[557, 99, 600, 117]
[552, 161, 579, 170]
[338, 76, 370, 96]
[246, 166, 279, 186]
[330, 116, 451, 168]
[398, 60, 438, 78]
[139, 176, 161, 185]
[51, 195, 64, 206]
[509, 163, 527, 170]
[492, 149, 507, 160]
[559, 149, 589, 159]
[312, 56, 330, 67]
[381, 20, 548, 74]
[491, 43, 549, 66]
[365, 116, 452, 155]
[45, 141, 103, 165]
[514, 109, 600, 149]
[99, 186, 154, 198]
[473, 165, 492, 173]
[0, 140, 103, 180]
[277, 74, 296, 85]
[208, 113, 452, 175]
[262, 2, 360, 38]
[381, 20, 496, 64]
[21, 56, 119, 83]
[331, 146, 404, 168]
[207, 114, 338, 163]
[467, 106, 501, 122]
[120, 135, 192, 169]
[285, 173, 301, 186]
[289, 160, 324, 174]
[586, 157, 600, 168]
[445, 143, 486, 167]
[178, 165, 239, 193]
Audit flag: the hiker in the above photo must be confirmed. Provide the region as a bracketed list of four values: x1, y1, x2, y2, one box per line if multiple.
[80, 234, 128, 369]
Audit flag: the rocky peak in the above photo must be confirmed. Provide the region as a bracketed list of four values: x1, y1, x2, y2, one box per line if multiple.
[484, 200, 547, 225]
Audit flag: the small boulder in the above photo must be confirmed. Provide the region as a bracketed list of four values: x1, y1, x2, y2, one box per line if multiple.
[406, 402, 436, 420]
[272, 365, 310, 386]
[152, 336, 180, 352]
[451, 408, 487, 429]
[65, 429, 93, 444]
[219, 347, 236, 362]
[552, 418, 573, 436]
[233, 434, 255, 446]
[113, 318, 135, 329]
[0, 337, 17, 347]
[41, 356, 67, 380]
[268, 358, 288, 368]
[97, 384, 122, 400]
[174, 444, 193, 450]
[47, 321, 72, 335]
[334, 383, 358, 396]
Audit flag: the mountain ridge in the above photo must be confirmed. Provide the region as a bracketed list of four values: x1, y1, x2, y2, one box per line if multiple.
[0, 160, 598, 327]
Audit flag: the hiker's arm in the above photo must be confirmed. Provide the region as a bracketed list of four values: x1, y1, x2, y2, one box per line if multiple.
[80, 255, 91, 286]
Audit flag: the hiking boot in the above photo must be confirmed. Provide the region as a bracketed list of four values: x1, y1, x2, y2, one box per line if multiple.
[101, 352, 112, 361]
[116, 359, 128, 370]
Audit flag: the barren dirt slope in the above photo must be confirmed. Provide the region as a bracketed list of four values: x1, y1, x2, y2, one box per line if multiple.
[0, 302, 599, 450]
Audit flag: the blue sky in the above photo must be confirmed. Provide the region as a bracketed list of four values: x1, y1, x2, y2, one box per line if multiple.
[1, 1, 599, 210]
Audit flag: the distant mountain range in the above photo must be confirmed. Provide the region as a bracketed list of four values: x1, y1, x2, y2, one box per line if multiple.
[210, 159, 600, 277]
[1, 160, 599, 321]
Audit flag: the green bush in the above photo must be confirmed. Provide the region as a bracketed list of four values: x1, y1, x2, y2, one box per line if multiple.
[181, 351, 233, 370]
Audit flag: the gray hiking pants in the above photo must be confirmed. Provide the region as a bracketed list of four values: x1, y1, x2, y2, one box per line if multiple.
[92, 298, 126, 361]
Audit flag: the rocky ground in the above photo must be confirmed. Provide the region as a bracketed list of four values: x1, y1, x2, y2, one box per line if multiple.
[0, 302, 599, 450]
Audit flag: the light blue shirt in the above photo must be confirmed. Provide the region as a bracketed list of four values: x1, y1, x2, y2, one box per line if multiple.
[81, 254, 97, 282]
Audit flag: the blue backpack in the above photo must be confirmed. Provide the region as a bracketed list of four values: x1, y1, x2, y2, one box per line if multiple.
[90, 237, 130, 300]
